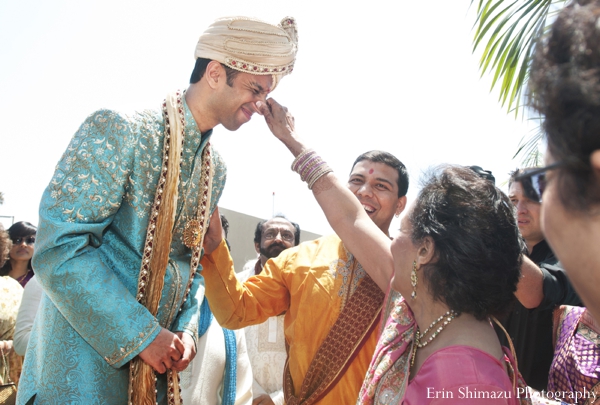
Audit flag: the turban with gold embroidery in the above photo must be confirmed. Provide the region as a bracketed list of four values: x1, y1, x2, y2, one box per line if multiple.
[195, 16, 298, 89]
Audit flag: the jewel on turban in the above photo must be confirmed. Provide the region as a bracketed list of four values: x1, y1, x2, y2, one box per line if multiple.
[195, 16, 298, 90]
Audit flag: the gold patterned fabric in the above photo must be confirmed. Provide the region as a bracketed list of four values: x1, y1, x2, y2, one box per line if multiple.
[284, 275, 383, 405]
[129, 91, 215, 405]
[195, 16, 298, 90]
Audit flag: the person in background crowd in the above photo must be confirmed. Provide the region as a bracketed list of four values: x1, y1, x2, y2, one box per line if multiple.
[242, 215, 300, 278]
[0, 222, 36, 287]
[495, 169, 581, 391]
[237, 215, 301, 405]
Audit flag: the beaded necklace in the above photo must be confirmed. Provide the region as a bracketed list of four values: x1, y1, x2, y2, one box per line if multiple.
[411, 309, 458, 366]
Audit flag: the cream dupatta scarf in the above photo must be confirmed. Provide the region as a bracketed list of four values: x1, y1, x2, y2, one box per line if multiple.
[129, 91, 214, 405]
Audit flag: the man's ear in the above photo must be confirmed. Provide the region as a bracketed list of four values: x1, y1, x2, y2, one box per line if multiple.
[205, 60, 225, 90]
[395, 196, 408, 217]
[254, 242, 261, 254]
[416, 236, 436, 267]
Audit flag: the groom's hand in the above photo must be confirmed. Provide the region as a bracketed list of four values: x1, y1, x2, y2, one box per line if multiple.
[139, 328, 184, 374]
[171, 331, 197, 371]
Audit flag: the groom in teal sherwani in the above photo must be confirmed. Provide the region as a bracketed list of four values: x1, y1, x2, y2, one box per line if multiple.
[17, 16, 298, 405]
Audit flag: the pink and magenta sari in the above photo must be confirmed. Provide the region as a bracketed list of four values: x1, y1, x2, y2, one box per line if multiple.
[549, 306, 600, 404]
[358, 289, 531, 405]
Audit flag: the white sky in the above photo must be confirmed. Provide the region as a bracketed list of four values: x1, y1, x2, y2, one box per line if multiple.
[0, 0, 538, 235]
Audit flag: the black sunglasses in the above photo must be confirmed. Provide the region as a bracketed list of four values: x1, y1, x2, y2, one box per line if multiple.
[13, 236, 36, 246]
[514, 161, 564, 203]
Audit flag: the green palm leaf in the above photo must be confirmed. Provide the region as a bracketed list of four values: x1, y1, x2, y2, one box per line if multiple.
[471, 0, 567, 164]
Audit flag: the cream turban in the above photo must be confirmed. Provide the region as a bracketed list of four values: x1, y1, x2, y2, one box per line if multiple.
[195, 16, 298, 89]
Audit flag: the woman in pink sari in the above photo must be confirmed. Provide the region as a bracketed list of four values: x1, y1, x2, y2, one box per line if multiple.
[356, 167, 529, 405]
[256, 101, 530, 404]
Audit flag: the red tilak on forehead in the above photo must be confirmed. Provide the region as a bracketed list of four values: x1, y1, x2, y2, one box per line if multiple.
[369, 169, 374, 174]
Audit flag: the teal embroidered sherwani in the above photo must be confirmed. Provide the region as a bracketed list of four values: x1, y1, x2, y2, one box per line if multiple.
[17, 97, 227, 404]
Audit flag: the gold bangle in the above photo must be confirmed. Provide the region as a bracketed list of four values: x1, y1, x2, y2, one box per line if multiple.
[291, 149, 315, 172]
[300, 157, 324, 182]
[308, 166, 333, 189]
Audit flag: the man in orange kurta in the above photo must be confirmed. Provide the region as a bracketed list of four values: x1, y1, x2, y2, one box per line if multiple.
[202, 151, 409, 404]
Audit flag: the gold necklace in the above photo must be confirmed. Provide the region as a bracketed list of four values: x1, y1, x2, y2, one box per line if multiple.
[15, 268, 31, 283]
[411, 309, 457, 366]
[181, 146, 212, 248]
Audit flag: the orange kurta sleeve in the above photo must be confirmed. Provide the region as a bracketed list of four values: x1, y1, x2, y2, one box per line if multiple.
[203, 235, 380, 404]
[201, 239, 291, 330]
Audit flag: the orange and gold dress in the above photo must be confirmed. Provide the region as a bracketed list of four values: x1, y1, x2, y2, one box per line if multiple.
[202, 234, 383, 405]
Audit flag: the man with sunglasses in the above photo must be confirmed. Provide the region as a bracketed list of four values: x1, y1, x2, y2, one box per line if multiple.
[495, 168, 582, 391]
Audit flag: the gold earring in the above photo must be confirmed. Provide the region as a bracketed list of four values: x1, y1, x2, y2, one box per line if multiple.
[411, 261, 418, 300]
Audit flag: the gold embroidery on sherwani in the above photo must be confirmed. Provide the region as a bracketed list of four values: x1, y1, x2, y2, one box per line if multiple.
[46, 110, 163, 221]
[284, 273, 384, 405]
[128, 91, 214, 405]
[161, 259, 181, 328]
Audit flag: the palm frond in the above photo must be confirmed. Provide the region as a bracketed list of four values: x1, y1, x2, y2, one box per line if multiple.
[513, 117, 545, 166]
[471, 0, 567, 164]
[471, 0, 566, 114]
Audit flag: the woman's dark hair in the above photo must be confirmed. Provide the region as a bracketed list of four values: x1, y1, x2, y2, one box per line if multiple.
[409, 166, 524, 320]
[0, 221, 37, 275]
[529, 0, 600, 211]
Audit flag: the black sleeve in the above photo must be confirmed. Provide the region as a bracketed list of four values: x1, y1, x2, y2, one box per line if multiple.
[537, 263, 583, 311]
